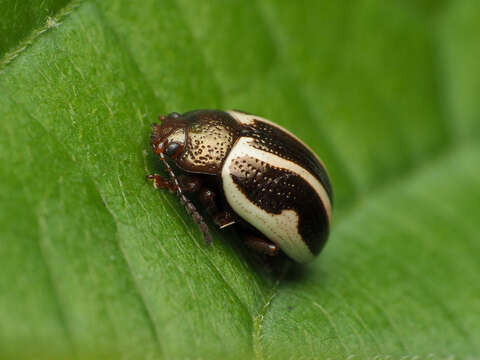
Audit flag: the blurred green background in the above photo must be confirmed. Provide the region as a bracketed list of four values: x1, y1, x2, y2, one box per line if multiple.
[1, 0, 479, 359]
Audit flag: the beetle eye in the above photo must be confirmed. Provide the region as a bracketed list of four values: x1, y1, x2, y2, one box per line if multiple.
[164, 142, 181, 157]
[167, 112, 181, 119]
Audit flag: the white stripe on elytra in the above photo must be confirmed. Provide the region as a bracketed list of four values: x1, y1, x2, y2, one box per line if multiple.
[228, 137, 332, 222]
[221, 137, 331, 263]
[227, 110, 329, 171]
[222, 160, 314, 262]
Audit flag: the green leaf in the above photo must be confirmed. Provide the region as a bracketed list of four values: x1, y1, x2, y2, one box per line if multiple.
[0, 0, 479, 359]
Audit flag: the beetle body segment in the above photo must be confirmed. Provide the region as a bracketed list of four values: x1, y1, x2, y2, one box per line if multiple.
[149, 110, 332, 263]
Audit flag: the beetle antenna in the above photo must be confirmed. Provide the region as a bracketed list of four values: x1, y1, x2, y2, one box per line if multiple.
[159, 151, 212, 245]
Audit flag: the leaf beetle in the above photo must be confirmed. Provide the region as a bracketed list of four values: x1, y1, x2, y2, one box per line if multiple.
[147, 110, 332, 263]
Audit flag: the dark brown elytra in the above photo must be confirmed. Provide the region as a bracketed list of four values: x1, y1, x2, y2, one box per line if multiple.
[147, 110, 280, 258]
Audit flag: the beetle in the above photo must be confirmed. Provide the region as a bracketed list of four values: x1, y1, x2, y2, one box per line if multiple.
[147, 110, 332, 263]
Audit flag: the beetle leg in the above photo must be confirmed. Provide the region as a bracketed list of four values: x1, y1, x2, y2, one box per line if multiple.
[177, 175, 202, 193]
[146, 174, 176, 192]
[149, 173, 237, 228]
[198, 187, 218, 215]
[213, 211, 236, 228]
[197, 188, 236, 228]
[243, 234, 279, 257]
[148, 173, 202, 193]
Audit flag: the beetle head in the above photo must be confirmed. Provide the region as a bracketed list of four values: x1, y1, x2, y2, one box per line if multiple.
[149, 112, 212, 244]
[150, 112, 187, 159]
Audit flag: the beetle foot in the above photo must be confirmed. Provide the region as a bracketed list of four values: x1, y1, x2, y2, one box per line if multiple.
[146, 174, 175, 192]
